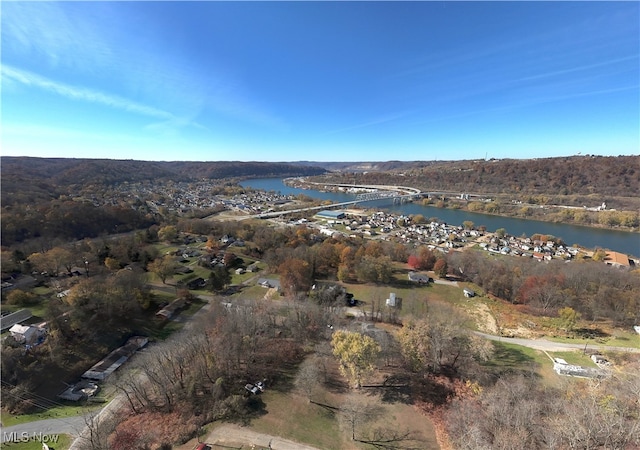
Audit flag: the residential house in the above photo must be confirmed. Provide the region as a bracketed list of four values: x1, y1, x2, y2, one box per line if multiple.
[9, 324, 45, 344]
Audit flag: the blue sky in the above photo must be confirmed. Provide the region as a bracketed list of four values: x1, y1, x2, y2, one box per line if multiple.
[2, 1, 638, 162]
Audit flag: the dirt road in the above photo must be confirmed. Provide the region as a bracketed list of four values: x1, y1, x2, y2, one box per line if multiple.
[203, 423, 322, 450]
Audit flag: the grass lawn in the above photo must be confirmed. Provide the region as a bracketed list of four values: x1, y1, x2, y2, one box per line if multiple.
[250, 369, 441, 449]
[250, 390, 351, 450]
[548, 350, 597, 367]
[341, 280, 479, 324]
[32, 286, 53, 296]
[481, 341, 558, 383]
[545, 330, 640, 349]
[229, 285, 268, 302]
[0, 434, 72, 450]
[1, 403, 99, 427]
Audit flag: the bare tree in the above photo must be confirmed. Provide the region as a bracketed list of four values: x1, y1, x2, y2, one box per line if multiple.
[338, 393, 381, 441]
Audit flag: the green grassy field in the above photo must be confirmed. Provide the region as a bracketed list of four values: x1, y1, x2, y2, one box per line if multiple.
[545, 331, 640, 349]
[547, 350, 597, 367]
[481, 341, 545, 376]
[1, 404, 99, 427]
[250, 390, 349, 449]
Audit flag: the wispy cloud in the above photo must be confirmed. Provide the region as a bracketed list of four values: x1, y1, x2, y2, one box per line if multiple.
[322, 112, 410, 135]
[518, 55, 639, 83]
[2, 2, 286, 131]
[1, 2, 114, 72]
[2, 65, 178, 121]
[412, 84, 639, 127]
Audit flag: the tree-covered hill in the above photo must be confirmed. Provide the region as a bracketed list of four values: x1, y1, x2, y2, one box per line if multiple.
[1, 157, 327, 206]
[311, 156, 640, 198]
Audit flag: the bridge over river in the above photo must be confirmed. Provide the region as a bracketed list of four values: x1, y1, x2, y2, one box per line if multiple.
[253, 183, 422, 219]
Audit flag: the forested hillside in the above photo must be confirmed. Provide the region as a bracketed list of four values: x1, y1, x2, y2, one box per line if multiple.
[0, 157, 327, 247]
[1, 157, 327, 206]
[315, 155, 640, 198]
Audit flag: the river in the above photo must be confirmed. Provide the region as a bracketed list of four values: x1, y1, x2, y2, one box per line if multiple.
[240, 178, 640, 258]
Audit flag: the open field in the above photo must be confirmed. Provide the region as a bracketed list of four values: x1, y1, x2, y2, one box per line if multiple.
[1, 406, 98, 428]
[214, 356, 441, 450]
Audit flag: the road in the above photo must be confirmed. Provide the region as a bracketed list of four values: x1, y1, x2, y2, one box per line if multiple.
[474, 331, 640, 353]
[203, 423, 322, 450]
[0, 413, 96, 443]
[7, 289, 637, 449]
[0, 287, 215, 450]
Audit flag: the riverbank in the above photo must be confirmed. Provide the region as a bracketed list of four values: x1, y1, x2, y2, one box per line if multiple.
[285, 177, 639, 235]
[240, 177, 639, 258]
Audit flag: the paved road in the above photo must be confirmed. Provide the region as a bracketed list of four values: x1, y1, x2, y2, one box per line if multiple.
[474, 331, 640, 353]
[67, 295, 216, 450]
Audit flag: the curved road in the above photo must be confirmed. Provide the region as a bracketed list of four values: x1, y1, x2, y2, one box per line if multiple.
[474, 331, 640, 353]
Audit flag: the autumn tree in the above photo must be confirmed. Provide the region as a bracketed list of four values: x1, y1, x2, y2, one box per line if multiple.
[104, 256, 121, 272]
[396, 319, 431, 372]
[337, 264, 351, 282]
[28, 247, 73, 277]
[279, 258, 313, 296]
[157, 225, 178, 243]
[398, 303, 492, 375]
[516, 274, 565, 311]
[558, 306, 580, 331]
[148, 255, 177, 284]
[331, 330, 380, 388]
[313, 241, 340, 277]
[355, 255, 392, 284]
[433, 258, 448, 278]
[6, 289, 39, 307]
[416, 246, 437, 270]
[407, 255, 422, 270]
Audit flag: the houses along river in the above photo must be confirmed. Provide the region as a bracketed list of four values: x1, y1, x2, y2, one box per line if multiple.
[240, 178, 639, 258]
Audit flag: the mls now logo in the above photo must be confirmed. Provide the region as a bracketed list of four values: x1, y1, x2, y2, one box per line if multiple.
[3, 431, 60, 444]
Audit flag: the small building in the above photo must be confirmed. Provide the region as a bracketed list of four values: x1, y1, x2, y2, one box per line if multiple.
[58, 380, 99, 402]
[604, 251, 632, 268]
[82, 336, 148, 381]
[156, 297, 188, 320]
[408, 272, 430, 284]
[385, 293, 401, 308]
[463, 288, 476, 298]
[257, 278, 281, 290]
[187, 277, 207, 290]
[9, 324, 45, 344]
[590, 354, 611, 367]
[315, 210, 346, 220]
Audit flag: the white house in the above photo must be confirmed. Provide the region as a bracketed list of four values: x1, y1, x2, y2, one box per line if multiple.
[9, 324, 44, 344]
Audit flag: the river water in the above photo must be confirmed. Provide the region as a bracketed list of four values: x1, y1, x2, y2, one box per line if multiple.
[240, 178, 639, 257]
